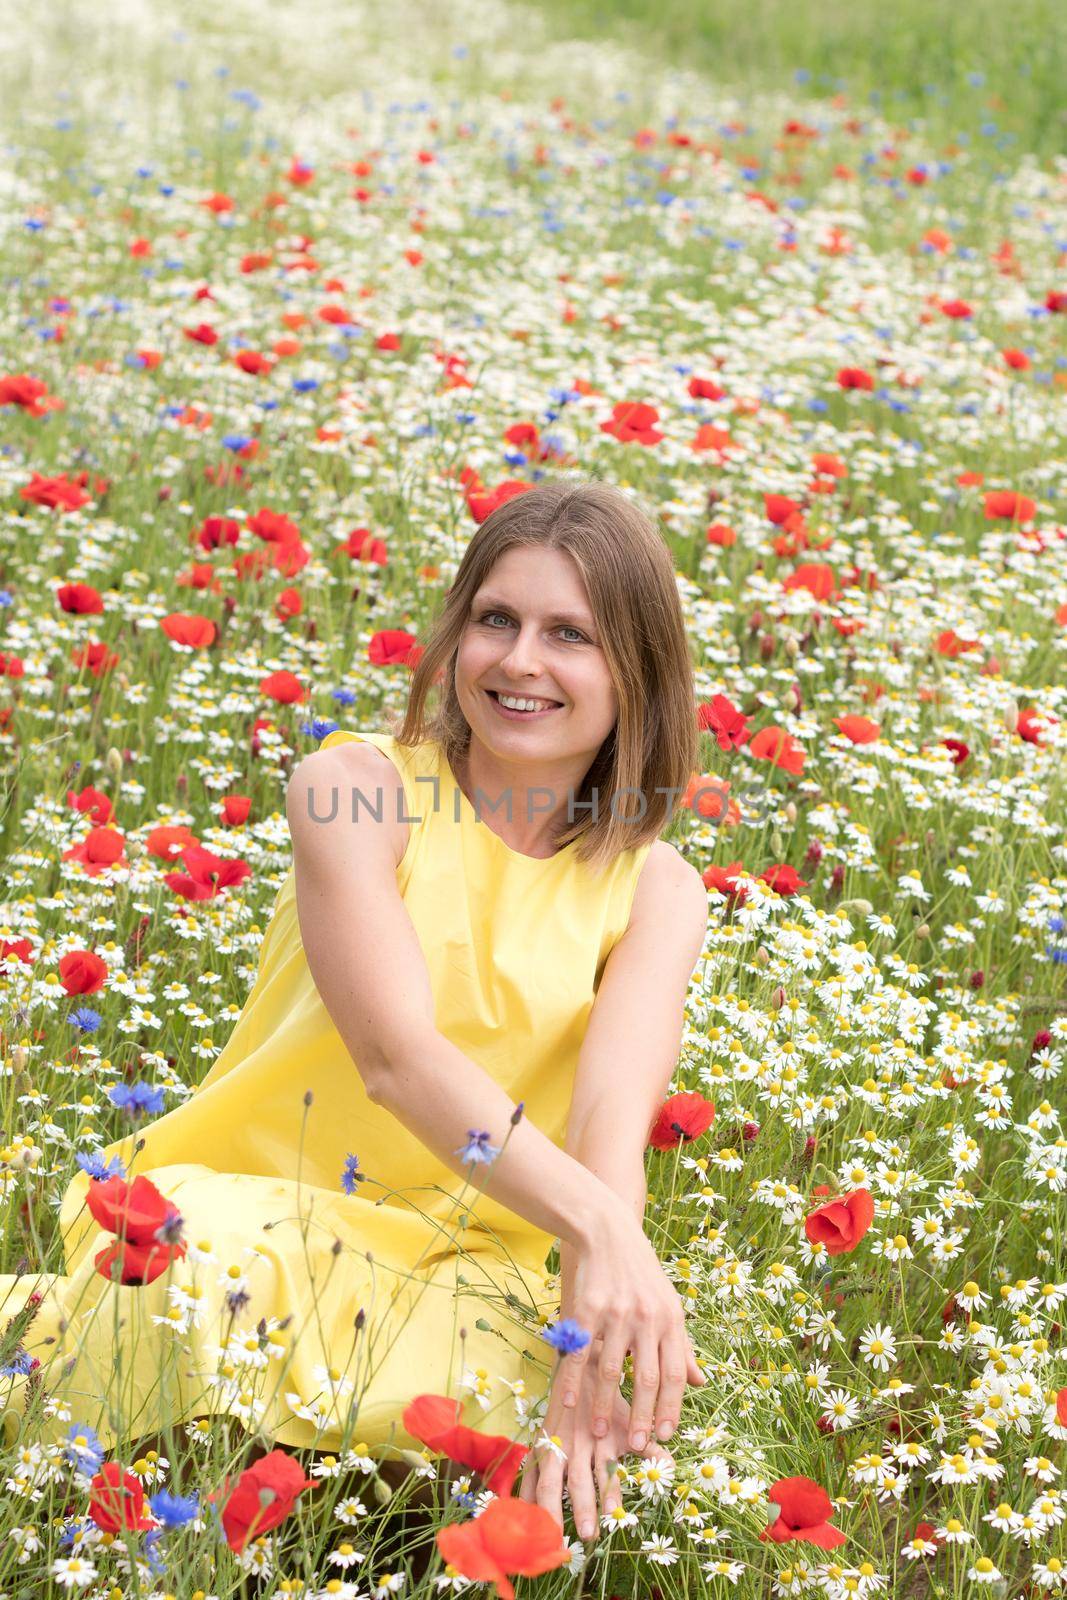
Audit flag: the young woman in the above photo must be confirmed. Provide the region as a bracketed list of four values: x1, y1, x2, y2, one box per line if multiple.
[0, 479, 709, 1542]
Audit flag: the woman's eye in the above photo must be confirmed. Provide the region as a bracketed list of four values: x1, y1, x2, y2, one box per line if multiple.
[478, 613, 586, 643]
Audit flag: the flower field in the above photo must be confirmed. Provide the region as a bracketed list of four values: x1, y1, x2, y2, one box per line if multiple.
[1, 0, 1066, 1595]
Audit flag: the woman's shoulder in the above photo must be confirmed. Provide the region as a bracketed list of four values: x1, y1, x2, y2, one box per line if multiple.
[295, 728, 437, 872]
[623, 838, 707, 937]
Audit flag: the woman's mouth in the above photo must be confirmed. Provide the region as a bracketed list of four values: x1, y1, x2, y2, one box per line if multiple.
[485, 689, 563, 719]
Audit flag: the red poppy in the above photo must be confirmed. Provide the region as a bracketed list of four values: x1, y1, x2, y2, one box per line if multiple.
[705, 522, 737, 547]
[89, 1462, 158, 1533]
[761, 1477, 847, 1550]
[368, 629, 421, 667]
[161, 614, 216, 649]
[836, 367, 874, 391]
[67, 786, 113, 826]
[833, 715, 880, 744]
[183, 323, 219, 344]
[804, 1188, 874, 1256]
[1056, 1388, 1067, 1426]
[748, 725, 805, 775]
[144, 824, 199, 862]
[235, 350, 274, 376]
[163, 843, 252, 902]
[941, 738, 970, 766]
[58, 950, 108, 995]
[247, 508, 302, 545]
[784, 563, 838, 601]
[983, 490, 1036, 523]
[212, 1450, 317, 1553]
[1002, 349, 1031, 371]
[196, 516, 241, 551]
[811, 452, 847, 479]
[436, 1494, 570, 1599]
[220, 795, 252, 826]
[702, 860, 749, 903]
[467, 480, 535, 523]
[1017, 708, 1055, 747]
[62, 826, 127, 877]
[688, 376, 726, 400]
[599, 401, 664, 445]
[1047, 291, 1067, 314]
[0, 374, 52, 414]
[757, 864, 808, 896]
[403, 1394, 528, 1498]
[259, 669, 306, 704]
[87, 1173, 187, 1286]
[648, 1090, 715, 1151]
[690, 423, 735, 454]
[940, 299, 973, 319]
[698, 694, 750, 750]
[934, 629, 981, 658]
[764, 494, 801, 526]
[22, 473, 92, 512]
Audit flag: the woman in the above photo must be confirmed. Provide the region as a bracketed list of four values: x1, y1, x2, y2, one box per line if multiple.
[0, 479, 709, 1542]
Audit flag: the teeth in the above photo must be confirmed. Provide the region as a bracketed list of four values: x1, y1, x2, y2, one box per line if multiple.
[495, 693, 558, 712]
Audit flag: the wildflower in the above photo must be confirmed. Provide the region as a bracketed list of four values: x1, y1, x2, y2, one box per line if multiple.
[967, 1555, 1003, 1583]
[541, 1318, 590, 1356]
[107, 1081, 166, 1119]
[147, 1488, 200, 1527]
[340, 1153, 364, 1194]
[803, 1188, 874, 1255]
[858, 1323, 897, 1372]
[50, 1556, 99, 1589]
[454, 1130, 500, 1165]
[760, 1476, 847, 1549]
[69, 1008, 101, 1033]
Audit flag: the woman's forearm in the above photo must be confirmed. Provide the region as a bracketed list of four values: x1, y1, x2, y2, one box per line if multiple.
[369, 1027, 633, 1254]
[558, 1126, 649, 1315]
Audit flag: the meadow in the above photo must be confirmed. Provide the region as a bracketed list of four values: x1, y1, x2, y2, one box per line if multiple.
[0, 0, 1066, 1596]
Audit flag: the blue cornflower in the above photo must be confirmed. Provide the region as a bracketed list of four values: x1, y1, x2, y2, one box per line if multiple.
[69, 1007, 101, 1033]
[340, 1153, 364, 1195]
[148, 1488, 199, 1528]
[142, 1528, 167, 1575]
[107, 1081, 166, 1118]
[57, 1517, 88, 1549]
[302, 718, 339, 741]
[455, 1130, 500, 1166]
[331, 687, 357, 706]
[0, 1349, 35, 1378]
[0, 590, 13, 607]
[221, 433, 252, 452]
[1049, 916, 1065, 934]
[62, 1422, 105, 1473]
[75, 1150, 127, 1182]
[542, 1317, 590, 1355]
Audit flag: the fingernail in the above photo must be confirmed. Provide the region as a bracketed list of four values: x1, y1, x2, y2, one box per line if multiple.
[631, 1431, 645, 1449]
[657, 1421, 673, 1440]
[581, 1522, 595, 1539]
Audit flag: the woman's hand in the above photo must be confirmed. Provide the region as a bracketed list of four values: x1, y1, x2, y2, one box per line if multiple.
[517, 1359, 674, 1544]
[556, 1209, 706, 1453]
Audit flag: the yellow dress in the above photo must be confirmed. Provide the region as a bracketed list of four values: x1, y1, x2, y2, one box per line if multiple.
[0, 731, 652, 1457]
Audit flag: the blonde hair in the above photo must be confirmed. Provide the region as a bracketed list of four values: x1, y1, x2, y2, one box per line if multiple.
[388, 479, 697, 872]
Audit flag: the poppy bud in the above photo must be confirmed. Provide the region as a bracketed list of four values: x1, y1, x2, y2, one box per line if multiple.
[771, 986, 785, 1010]
[784, 635, 799, 659]
[1004, 703, 1019, 733]
[784, 802, 797, 824]
[176, 772, 187, 793]
[759, 633, 776, 660]
[755, 946, 770, 966]
[372, 1474, 393, 1506]
[105, 747, 123, 779]
[915, 924, 930, 940]
[747, 610, 763, 633]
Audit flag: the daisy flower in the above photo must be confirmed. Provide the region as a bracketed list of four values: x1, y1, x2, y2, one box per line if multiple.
[858, 1323, 897, 1371]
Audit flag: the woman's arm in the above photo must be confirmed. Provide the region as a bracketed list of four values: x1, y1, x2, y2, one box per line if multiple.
[286, 745, 639, 1259]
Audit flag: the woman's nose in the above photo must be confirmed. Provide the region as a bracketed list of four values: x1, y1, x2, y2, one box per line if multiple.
[500, 628, 543, 674]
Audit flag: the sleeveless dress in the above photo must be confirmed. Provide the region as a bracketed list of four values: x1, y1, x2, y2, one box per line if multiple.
[0, 732, 653, 1457]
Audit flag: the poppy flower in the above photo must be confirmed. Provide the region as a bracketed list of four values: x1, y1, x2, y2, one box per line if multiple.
[87, 1173, 187, 1286]
[836, 367, 874, 391]
[1017, 708, 1055, 747]
[211, 1450, 317, 1552]
[599, 401, 663, 445]
[764, 494, 801, 526]
[833, 715, 880, 744]
[23, 474, 92, 512]
[0, 374, 53, 414]
[804, 1188, 874, 1256]
[1047, 291, 1067, 314]
[705, 522, 737, 547]
[702, 860, 749, 903]
[940, 299, 973, 319]
[436, 1494, 571, 1599]
[403, 1394, 527, 1498]
[648, 1090, 715, 1151]
[941, 738, 970, 766]
[467, 480, 535, 523]
[1056, 1388, 1067, 1426]
[234, 350, 274, 376]
[62, 826, 127, 877]
[784, 563, 838, 601]
[67, 786, 113, 826]
[761, 1477, 847, 1550]
[163, 843, 252, 902]
[757, 864, 808, 896]
[698, 694, 750, 750]
[934, 629, 980, 658]
[58, 950, 108, 995]
[688, 376, 726, 400]
[682, 773, 738, 825]
[220, 795, 252, 827]
[259, 669, 306, 704]
[748, 725, 805, 775]
[983, 490, 1036, 523]
[88, 1462, 158, 1533]
[1002, 349, 1031, 371]
[56, 582, 105, 615]
[196, 516, 241, 551]
[144, 824, 199, 863]
[275, 587, 302, 621]
[183, 323, 219, 344]
[160, 614, 216, 649]
[690, 423, 735, 454]
[368, 629, 420, 667]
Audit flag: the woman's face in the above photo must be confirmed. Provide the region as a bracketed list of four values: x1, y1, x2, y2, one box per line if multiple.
[454, 545, 619, 766]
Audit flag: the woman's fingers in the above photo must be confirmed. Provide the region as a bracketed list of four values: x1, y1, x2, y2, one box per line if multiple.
[567, 1444, 599, 1543]
[587, 1326, 626, 1442]
[652, 1320, 689, 1444]
[627, 1320, 662, 1450]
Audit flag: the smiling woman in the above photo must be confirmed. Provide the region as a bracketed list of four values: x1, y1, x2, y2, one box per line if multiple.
[0, 480, 710, 1546]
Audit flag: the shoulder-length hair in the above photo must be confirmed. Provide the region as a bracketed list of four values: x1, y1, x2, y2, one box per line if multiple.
[387, 478, 698, 874]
